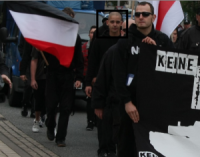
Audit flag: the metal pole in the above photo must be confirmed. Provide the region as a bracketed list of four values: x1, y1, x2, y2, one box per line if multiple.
[131, 1, 135, 19]
[117, 0, 120, 6]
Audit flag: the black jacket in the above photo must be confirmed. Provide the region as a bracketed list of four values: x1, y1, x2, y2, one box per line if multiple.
[113, 24, 174, 105]
[97, 23, 109, 37]
[19, 41, 32, 75]
[177, 24, 200, 52]
[88, 24, 108, 57]
[92, 44, 120, 109]
[45, 34, 84, 82]
[85, 30, 120, 86]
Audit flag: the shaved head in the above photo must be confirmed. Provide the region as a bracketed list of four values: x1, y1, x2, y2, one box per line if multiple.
[122, 19, 135, 29]
[108, 12, 122, 20]
[106, 12, 122, 36]
[121, 19, 135, 36]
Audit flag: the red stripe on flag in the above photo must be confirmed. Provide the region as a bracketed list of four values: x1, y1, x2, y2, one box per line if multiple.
[156, 1, 175, 31]
[25, 38, 75, 67]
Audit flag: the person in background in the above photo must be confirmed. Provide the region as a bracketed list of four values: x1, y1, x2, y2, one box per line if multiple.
[171, 27, 179, 48]
[121, 19, 135, 36]
[85, 12, 122, 157]
[30, 47, 46, 133]
[177, 7, 200, 51]
[178, 19, 191, 37]
[45, 7, 84, 147]
[82, 25, 96, 131]
[19, 38, 35, 118]
[91, 19, 135, 157]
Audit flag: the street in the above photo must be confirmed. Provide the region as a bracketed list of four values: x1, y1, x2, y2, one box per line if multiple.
[0, 99, 98, 157]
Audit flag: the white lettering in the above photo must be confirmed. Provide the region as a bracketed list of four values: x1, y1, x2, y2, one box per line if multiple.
[139, 151, 158, 157]
[186, 55, 198, 75]
[155, 50, 166, 72]
[177, 53, 187, 75]
[166, 51, 176, 73]
[131, 46, 140, 55]
[155, 50, 198, 76]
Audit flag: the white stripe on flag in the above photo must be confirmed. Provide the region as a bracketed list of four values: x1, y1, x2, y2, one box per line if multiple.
[159, 1, 184, 37]
[9, 10, 79, 47]
[152, 1, 160, 27]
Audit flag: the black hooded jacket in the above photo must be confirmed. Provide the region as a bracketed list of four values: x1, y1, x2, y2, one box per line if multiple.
[92, 44, 120, 109]
[113, 24, 174, 106]
[85, 30, 120, 86]
[177, 24, 200, 52]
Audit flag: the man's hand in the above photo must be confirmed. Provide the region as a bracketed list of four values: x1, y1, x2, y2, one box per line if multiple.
[95, 109, 103, 119]
[92, 77, 96, 86]
[20, 75, 27, 81]
[1, 74, 12, 89]
[31, 79, 38, 90]
[125, 101, 140, 123]
[142, 37, 157, 45]
[85, 86, 92, 97]
[75, 80, 81, 88]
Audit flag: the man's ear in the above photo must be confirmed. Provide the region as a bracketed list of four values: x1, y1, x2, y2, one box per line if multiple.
[106, 20, 109, 26]
[152, 14, 156, 23]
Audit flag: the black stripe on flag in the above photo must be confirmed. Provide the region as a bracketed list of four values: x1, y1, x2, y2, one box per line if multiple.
[6, 1, 78, 24]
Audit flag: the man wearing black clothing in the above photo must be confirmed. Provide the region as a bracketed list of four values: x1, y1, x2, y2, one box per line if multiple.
[112, 2, 174, 156]
[85, 12, 122, 157]
[19, 39, 35, 118]
[92, 19, 135, 157]
[45, 7, 84, 147]
[177, 7, 200, 52]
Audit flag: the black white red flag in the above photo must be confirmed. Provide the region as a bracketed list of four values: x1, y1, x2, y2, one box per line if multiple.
[133, 43, 200, 157]
[6, 1, 79, 67]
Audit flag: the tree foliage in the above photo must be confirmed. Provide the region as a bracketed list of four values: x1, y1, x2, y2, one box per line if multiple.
[181, 1, 200, 25]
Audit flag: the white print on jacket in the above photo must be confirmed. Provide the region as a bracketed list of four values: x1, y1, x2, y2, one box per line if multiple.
[150, 121, 200, 157]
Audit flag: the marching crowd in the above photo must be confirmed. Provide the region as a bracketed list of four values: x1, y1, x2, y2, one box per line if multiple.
[0, 1, 200, 157]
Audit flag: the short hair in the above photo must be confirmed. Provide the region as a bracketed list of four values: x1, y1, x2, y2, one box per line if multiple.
[89, 26, 96, 33]
[137, 1, 154, 15]
[108, 12, 122, 21]
[62, 7, 75, 18]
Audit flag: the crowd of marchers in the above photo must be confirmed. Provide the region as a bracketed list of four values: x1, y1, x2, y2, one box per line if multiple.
[0, 2, 200, 157]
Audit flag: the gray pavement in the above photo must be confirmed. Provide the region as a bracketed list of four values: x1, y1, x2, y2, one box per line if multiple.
[0, 99, 98, 157]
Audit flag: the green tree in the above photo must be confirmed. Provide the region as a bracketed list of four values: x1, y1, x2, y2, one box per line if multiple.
[181, 1, 200, 25]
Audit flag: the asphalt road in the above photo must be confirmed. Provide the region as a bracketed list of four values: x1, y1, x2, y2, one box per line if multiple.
[0, 99, 98, 157]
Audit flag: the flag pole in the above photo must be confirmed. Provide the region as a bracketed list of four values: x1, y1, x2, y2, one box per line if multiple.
[131, 1, 135, 19]
[39, 51, 49, 66]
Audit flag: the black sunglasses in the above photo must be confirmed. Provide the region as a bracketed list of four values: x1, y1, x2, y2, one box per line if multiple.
[135, 12, 152, 17]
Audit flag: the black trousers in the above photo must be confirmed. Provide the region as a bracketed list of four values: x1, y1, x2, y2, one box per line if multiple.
[97, 104, 118, 154]
[86, 97, 95, 122]
[22, 80, 34, 113]
[33, 79, 46, 113]
[117, 105, 137, 157]
[22, 80, 32, 105]
[45, 72, 74, 141]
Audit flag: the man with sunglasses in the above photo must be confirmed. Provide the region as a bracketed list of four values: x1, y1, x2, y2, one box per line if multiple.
[112, 2, 173, 157]
[177, 7, 200, 52]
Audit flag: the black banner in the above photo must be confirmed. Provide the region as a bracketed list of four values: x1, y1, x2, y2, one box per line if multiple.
[133, 43, 200, 157]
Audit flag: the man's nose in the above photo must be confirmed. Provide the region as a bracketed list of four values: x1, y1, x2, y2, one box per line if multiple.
[139, 14, 143, 18]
